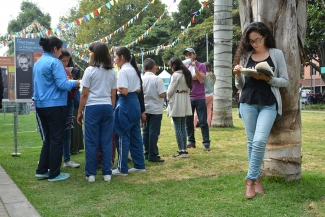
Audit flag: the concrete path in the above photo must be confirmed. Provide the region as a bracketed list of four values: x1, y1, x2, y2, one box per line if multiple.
[0, 165, 40, 217]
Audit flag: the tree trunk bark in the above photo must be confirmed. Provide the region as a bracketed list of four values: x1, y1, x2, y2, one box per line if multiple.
[238, 0, 306, 180]
[212, 0, 233, 127]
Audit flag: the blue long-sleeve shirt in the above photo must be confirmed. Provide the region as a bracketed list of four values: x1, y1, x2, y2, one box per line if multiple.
[33, 52, 77, 108]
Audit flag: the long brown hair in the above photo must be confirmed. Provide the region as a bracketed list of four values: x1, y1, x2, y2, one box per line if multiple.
[233, 22, 276, 67]
[168, 57, 193, 90]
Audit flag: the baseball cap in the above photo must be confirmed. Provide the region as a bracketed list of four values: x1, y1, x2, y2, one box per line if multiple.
[183, 48, 196, 55]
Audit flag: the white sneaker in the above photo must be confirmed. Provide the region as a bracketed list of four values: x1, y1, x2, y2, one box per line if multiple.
[103, 175, 111, 182]
[64, 161, 80, 168]
[86, 175, 95, 182]
[112, 169, 128, 176]
[128, 168, 146, 173]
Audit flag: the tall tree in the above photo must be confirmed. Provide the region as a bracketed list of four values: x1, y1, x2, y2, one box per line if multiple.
[161, 1, 213, 65]
[238, 0, 306, 180]
[5, 1, 51, 55]
[211, 0, 233, 127]
[172, 0, 205, 30]
[305, 0, 325, 81]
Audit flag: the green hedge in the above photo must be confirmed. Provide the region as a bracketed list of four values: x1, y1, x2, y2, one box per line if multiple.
[301, 103, 325, 110]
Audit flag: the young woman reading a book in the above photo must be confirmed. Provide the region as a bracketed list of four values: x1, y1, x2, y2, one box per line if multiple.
[233, 22, 289, 199]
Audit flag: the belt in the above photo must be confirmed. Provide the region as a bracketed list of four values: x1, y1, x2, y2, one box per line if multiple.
[176, 90, 188, 93]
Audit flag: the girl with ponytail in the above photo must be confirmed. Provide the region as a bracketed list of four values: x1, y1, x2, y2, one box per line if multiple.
[112, 47, 146, 176]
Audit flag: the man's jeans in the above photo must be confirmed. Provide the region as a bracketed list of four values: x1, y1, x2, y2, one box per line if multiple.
[239, 103, 277, 180]
[143, 113, 162, 160]
[186, 99, 210, 145]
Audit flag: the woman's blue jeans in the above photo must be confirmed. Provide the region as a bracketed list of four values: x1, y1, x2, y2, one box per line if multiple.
[239, 103, 277, 180]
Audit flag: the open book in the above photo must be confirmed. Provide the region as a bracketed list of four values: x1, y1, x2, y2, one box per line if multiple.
[240, 61, 274, 77]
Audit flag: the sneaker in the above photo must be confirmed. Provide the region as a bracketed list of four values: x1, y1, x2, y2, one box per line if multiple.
[86, 175, 95, 182]
[35, 172, 49, 179]
[103, 175, 111, 182]
[64, 161, 80, 168]
[187, 143, 196, 149]
[172, 151, 189, 158]
[148, 156, 165, 162]
[204, 145, 210, 151]
[128, 168, 146, 173]
[48, 173, 70, 182]
[112, 169, 128, 176]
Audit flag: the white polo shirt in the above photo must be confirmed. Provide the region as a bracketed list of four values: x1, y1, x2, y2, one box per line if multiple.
[142, 72, 166, 114]
[81, 65, 117, 106]
[117, 62, 140, 93]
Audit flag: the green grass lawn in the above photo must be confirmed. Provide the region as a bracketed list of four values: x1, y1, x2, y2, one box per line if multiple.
[1, 109, 325, 216]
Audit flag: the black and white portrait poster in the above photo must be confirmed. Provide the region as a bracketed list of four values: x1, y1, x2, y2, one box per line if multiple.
[14, 38, 43, 102]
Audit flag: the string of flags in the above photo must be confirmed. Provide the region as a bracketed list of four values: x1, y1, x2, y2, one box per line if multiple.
[71, 6, 169, 60]
[61, 0, 119, 30]
[72, 49, 90, 63]
[1, 0, 209, 62]
[0, 21, 55, 47]
[71, 1, 153, 50]
[71, 1, 208, 68]
[132, 1, 208, 57]
[0, 1, 154, 47]
[124, 8, 167, 49]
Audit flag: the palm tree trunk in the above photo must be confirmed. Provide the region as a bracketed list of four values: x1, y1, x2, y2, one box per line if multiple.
[212, 0, 233, 127]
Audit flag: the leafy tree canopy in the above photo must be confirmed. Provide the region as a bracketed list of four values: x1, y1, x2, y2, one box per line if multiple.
[304, 0, 325, 80]
[4, 1, 51, 55]
[8, 1, 51, 32]
[305, 0, 325, 52]
[172, 0, 206, 29]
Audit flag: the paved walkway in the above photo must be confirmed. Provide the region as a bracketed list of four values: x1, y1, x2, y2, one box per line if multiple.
[0, 165, 40, 217]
